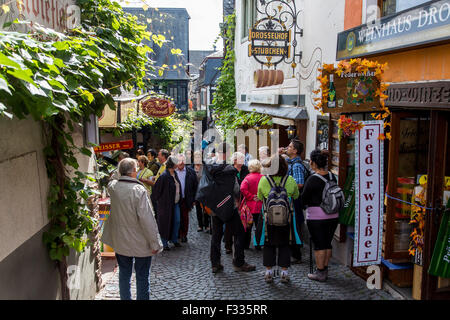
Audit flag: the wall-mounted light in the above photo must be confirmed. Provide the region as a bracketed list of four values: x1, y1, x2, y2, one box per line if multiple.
[268, 128, 275, 136]
[285, 125, 296, 140]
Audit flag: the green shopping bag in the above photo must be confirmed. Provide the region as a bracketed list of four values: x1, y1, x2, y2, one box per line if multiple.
[428, 199, 450, 279]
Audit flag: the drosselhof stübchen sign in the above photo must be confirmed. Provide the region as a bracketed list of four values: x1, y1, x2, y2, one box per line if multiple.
[337, 0, 450, 60]
[248, 17, 291, 67]
[249, 29, 291, 41]
[354, 121, 384, 267]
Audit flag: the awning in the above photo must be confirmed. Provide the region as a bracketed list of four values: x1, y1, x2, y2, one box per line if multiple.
[236, 102, 309, 120]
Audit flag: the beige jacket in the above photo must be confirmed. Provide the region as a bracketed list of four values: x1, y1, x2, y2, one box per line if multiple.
[102, 176, 163, 257]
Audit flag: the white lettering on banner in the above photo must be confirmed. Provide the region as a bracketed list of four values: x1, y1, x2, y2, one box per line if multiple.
[354, 121, 384, 267]
[356, 0, 450, 44]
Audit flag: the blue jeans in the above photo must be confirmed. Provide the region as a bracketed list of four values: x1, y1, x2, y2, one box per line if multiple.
[162, 203, 181, 247]
[115, 253, 152, 300]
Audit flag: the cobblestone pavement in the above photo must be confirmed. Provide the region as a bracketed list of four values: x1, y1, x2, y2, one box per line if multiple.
[95, 209, 397, 300]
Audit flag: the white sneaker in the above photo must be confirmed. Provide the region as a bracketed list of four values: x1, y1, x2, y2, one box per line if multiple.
[264, 270, 273, 283]
[280, 271, 290, 283]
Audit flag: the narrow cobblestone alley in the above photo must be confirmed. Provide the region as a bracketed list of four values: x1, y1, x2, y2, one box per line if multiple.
[95, 209, 397, 300]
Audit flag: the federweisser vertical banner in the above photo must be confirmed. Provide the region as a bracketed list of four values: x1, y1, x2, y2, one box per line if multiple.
[354, 121, 384, 267]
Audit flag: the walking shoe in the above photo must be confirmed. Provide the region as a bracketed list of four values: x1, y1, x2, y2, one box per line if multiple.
[280, 272, 290, 283]
[212, 264, 224, 273]
[233, 263, 256, 272]
[264, 271, 273, 283]
[173, 242, 181, 248]
[307, 268, 327, 282]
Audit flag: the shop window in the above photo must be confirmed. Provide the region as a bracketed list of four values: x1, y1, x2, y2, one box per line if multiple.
[242, 0, 257, 39]
[379, 0, 431, 16]
[385, 113, 431, 259]
[316, 116, 330, 150]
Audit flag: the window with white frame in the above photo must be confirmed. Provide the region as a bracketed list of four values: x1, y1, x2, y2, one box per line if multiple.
[242, 0, 257, 39]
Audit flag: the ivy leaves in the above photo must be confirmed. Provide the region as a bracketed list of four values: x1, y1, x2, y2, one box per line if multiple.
[0, 0, 161, 264]
[212, 12, 271, 131]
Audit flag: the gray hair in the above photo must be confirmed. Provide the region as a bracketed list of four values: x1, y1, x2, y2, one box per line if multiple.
[230, 151, 245, 164]
[259, 146, 269, 155]
[118, 158, 138, 176]
[165, 156, 179, 169]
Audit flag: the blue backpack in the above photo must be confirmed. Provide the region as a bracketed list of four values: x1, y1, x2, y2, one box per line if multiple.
[265, 175, 291, 226]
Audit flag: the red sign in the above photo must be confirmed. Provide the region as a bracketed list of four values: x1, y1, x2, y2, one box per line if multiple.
[94, 140, 134, 152]
[141, 98, 175, 118]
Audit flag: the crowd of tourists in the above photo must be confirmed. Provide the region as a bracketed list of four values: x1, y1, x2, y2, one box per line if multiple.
[101, 140, 344, 300]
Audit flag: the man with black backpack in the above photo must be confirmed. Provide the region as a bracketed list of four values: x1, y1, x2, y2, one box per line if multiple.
[195, 142, 256, 273]
[280, 139, 311, 264]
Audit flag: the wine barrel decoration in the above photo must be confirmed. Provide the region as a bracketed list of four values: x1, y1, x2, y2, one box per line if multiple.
[262, 70, 270, 87]
[253, 69, 284, 88]
[141, 97, 176, 118]
[254, 69, 264, 88]
[267, 69, 276, 86]
[274, 70, 284, 85]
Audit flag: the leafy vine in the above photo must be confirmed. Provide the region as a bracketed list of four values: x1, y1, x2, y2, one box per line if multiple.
[0, 0, 160, 299]
[212, 12, 272, 132]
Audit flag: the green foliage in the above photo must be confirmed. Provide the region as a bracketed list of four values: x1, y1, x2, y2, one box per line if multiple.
[0, 0, 157, 264]
[211, 12, 271, 131]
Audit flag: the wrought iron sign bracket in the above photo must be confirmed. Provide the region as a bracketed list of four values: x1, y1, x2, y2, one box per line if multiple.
[249, 0, 303, 76]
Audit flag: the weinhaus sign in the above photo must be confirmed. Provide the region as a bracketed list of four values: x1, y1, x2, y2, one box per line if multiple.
[337, 0, 450, 60]
[354, 121, 384, 267]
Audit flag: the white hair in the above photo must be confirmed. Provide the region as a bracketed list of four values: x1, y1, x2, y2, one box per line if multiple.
[118, 158, 138, 176]
[259, 146, 269, 154]
[230, 151, 245, 164]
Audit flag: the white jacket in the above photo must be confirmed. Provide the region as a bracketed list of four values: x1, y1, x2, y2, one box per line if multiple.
[102, 176, 163, 257]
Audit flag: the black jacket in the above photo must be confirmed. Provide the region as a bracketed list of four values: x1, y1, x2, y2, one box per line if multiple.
[179, 166, 198, 209]
[151, 170, 182, 240]
[195, 163, 237, 222]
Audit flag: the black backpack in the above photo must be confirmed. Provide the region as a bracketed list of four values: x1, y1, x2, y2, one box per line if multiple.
[264, 175, 291, 226]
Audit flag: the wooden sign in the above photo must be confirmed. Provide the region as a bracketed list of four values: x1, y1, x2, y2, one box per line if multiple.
[385, 81, 450, 109]
[94, 140, 133, 153]
[322, 68, 381, 114]
[141, 98, 175, 118]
